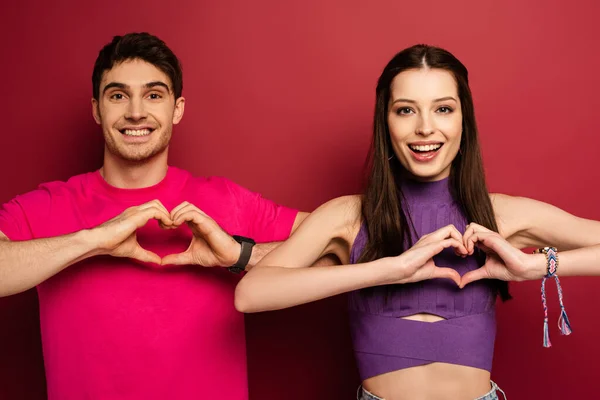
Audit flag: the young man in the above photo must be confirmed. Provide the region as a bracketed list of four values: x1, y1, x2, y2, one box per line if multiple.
[0, 32, 308, 399]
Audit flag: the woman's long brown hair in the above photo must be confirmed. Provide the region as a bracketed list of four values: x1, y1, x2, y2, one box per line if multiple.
[358, 44, 510, 300]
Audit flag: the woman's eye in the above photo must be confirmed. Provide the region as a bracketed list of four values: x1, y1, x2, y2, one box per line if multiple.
[396, 107, 414, 115]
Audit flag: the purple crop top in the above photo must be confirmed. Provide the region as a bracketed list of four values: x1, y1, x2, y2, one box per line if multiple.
[348, 177, 497, 381]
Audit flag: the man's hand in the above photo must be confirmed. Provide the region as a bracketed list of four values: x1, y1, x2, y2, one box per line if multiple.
[91, 200, 174, 264]
[161, 202, 241, 267]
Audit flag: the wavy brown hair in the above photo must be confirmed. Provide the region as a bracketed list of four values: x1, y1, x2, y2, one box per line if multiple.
[358, 44, 510, 300]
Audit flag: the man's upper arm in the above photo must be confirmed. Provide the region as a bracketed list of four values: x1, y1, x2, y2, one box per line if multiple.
[222, 178, 299, 242]
[0, 187, 53, 242]
[0, 198, 32, 241]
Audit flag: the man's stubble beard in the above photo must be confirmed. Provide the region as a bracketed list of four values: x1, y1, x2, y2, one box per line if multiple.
[103, 129, 172, 162]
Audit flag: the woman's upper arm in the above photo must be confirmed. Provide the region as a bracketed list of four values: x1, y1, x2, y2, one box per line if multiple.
[256, 195, 361, 268]
[491, 193, 600, 250]
[290, 211, 309, 234]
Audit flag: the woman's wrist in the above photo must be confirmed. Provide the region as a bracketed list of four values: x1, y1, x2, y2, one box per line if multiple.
[376, 256, 407, 285]
[524, 253, 548, 280]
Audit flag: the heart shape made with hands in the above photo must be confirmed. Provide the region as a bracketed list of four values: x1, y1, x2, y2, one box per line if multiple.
[405, 222, 531, 288]
[107, 200, 240, 268]
[458, 222, 532, 287]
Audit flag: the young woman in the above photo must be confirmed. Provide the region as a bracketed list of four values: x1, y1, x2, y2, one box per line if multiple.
[234, 45, 600, 400]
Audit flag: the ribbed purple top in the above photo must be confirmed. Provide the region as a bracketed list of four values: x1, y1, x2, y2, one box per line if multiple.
[348, 177, 497, 380]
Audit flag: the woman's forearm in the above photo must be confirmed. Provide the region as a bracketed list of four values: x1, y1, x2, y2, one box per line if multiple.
[234, 260, 394, 313]
[555, 245, 600, 277]
[523, 245, 600, 279]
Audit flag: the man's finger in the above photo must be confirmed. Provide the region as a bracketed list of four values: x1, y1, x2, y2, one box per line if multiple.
[174, 210, 220, 237]
[137, 199, 166, 212]
[151, 200, 171, 218]
[137, 207, 174, 228]
[162, 252, 192, 266]
[170, 202, 194, 220]
[173, 209, 201, 225]
[131, 245, 162, 265]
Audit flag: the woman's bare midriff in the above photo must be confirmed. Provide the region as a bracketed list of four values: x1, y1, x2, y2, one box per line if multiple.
[362, 314, 492, 400]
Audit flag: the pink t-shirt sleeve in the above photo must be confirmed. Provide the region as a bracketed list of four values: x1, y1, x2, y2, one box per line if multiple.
[0, 188, 53, 241]
[222, 178, 298, 243]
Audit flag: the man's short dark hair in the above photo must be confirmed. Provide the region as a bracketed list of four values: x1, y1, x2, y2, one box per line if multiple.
[92, 32, 183, 100]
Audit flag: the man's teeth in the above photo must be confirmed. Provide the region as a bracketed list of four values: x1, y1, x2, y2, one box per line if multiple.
[409, 144, 442, 152]
[123, 129, 151, 136]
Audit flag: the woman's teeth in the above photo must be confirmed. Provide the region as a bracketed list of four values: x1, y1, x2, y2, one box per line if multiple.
[123, 129, 151, 136]
[409, 144, 442, 152]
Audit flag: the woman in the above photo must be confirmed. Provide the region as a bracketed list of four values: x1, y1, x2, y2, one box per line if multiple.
[234, 45, 600, 400]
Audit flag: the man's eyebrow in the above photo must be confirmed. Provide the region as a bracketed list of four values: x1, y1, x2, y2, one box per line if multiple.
[102, 81, 171, 95]
[144, 81, 170, 91]
[102, 82, 128, 94]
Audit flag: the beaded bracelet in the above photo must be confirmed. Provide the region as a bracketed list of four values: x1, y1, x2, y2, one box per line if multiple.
[534, 246, 572, 347]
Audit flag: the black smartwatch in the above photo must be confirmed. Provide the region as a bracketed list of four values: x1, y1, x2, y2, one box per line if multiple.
[228, 235, 256, 274]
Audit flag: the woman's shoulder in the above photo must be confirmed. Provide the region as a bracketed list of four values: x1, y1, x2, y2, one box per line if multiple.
[311, 194, 363, 240]
[489, 192, 551, 238]
[490, 192, 543, 215]
[321, 194, 362, 212]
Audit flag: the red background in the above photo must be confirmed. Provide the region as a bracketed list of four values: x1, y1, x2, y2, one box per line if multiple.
[1, 0, 599, 399]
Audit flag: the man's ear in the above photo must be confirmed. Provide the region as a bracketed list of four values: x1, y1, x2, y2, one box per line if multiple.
[173, 97, 185, 125]
[91, 98, 101, 125]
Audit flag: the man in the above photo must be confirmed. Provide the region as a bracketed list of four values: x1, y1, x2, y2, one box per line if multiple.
[0, 32, 309, 399]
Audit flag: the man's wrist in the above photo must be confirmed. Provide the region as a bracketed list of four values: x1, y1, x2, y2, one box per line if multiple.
[228, 235, 256, 274]
[230, 241, 242, 266]
[78, 228, 106, 258]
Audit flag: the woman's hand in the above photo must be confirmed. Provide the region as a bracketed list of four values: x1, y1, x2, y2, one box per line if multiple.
[383, 224, 469, 286]
[460, 223, 546, 287]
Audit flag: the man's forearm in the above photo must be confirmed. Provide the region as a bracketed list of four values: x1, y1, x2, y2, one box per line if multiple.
[247, 242, 280, 270]
[0, 230, 99, 297]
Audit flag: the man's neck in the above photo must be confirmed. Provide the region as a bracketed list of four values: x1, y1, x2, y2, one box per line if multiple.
[100, 148, 169, 189]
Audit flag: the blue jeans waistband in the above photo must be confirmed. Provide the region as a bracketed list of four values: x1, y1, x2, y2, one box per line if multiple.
[357, 380, 506, 400]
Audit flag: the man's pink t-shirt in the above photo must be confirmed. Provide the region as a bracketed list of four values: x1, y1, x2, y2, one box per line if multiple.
[0, 166, 297, 400]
